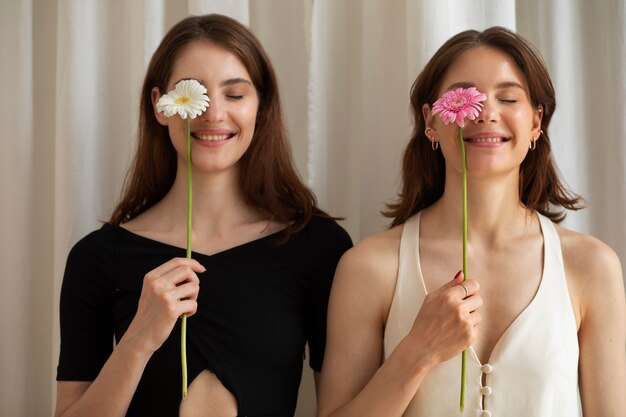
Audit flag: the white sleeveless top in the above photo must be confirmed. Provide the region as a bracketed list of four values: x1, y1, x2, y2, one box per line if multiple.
[384, 212, 581, 417]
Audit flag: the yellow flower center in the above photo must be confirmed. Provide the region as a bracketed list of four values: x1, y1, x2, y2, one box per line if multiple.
[176, 96, 191, 105]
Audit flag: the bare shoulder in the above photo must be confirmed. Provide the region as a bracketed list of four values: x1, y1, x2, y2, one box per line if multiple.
[555, 224, 625, 318]
[331, 225, 404, 321]
[556, 225, 622, 281]
[337, 225, 403, 283]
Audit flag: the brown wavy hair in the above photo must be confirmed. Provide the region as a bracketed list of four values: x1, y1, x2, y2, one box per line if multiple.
[385, 26, 584, 227]
[110, 14, 327, 237]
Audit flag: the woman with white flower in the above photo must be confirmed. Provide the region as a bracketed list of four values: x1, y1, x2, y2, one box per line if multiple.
[55, 14, 351, 417]
[318, 27, 625, 417]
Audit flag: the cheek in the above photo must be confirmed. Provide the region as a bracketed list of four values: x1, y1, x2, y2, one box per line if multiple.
[509, 107, 535, 129]
[168, 119, 186, 135]
[239, 102, 259, 131]
[245, 107, 259, 126]
[167, 120, 188, 148]
[437, 122, 461, 142]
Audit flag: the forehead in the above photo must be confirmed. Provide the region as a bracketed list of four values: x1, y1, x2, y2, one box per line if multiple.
[439, 46, 528, 94]
[167, 40, 252, 88]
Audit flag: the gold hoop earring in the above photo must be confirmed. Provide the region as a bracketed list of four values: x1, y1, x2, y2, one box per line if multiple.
[425, 128, 439, 150]
[529, 129, 543, 150]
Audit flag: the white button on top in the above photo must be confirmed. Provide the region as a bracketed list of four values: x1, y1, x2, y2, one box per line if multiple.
[480, 386, 493, 396]
[481, 363, 493, 374]
[480, 411, 492, 417]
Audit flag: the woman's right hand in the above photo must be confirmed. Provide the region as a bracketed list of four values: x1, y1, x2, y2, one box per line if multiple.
[124, 258, 205, 355]
[55, 257, 204, 417]
[317, 235, 483, 417]
[407, 271, 482, 366]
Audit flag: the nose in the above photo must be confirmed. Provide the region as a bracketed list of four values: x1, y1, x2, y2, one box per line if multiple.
[474, 97, 498, 124]
[201, 95, 225, 122]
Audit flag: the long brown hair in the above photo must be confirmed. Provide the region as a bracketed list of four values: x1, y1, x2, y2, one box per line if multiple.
[386, 26, 584, 227]
[110, 14, 326, 237]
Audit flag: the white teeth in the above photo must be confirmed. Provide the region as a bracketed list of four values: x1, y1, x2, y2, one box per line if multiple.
[195, 134, 230, 141]
[469, 137, 504, 143]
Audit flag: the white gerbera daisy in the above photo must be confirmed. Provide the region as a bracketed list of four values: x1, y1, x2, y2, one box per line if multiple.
[156, 79, 210, 119]
[155, 77, 210, 400]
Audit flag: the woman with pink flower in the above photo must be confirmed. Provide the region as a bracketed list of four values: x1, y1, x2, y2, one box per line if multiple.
[54, 14, 352, 417]
[318, 27, 625, 417]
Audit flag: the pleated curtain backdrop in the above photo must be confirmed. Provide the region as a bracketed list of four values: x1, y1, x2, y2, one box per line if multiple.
[1, 0, 624, 416]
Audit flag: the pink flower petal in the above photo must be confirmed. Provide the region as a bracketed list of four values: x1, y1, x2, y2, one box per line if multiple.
[432, 87, 486, 128]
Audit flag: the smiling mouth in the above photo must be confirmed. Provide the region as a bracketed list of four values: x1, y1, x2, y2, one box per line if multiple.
[192, 133, 236, 141]
[464, 137, 510, 143]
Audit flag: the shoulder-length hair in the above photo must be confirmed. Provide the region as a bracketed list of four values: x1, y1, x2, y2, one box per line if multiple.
[385, 26, 584, 227]
[110, 14, 325, 236]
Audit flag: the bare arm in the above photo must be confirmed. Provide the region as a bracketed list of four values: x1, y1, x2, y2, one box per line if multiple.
[55, 258, 203, 417]
[570, 237, 626, 416]
[317, 234, 481, 417]
[55, 338, 152, 417]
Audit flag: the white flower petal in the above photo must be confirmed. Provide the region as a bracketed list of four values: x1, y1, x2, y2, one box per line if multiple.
[156, 79, 210, 119]
[156, 95, 176, 113]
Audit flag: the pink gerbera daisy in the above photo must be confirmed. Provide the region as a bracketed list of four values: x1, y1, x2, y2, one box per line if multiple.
[431, 86, 486, 412]
[432, 87, 487, 128]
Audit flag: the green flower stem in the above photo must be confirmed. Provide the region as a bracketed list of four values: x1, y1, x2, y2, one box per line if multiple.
[182, 118, 192, 400]
[459, 128, 468, 413]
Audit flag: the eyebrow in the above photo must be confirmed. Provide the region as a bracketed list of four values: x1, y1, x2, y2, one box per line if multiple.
[445, 82, 475, 90]
[445, 81, 525, 91]
[171, 77, 253, 88]
[494, 81, 525, 90]
[220, 78, 253, 87]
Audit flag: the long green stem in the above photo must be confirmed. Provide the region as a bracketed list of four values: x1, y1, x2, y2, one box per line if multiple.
[182, 118, 192, 400]
[459, 128, 468, 413]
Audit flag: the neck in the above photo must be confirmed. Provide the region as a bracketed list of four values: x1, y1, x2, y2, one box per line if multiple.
[158, 164, 263, 235]
[431, 169, 533, 245]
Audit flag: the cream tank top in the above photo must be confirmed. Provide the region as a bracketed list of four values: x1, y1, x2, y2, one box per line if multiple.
[383, 212, 581, 417]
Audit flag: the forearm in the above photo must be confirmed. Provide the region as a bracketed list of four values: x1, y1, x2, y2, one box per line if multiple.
[56, 335, 152, 417]
[324, 337, 435, 417]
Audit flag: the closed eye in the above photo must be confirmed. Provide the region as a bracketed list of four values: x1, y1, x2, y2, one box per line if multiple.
[226, 95, 244, 100]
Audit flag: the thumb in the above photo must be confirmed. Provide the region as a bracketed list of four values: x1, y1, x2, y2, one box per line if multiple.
[442, 270, 464, 289]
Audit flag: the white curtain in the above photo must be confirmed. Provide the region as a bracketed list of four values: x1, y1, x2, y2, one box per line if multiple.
[1, 0, 624, 415]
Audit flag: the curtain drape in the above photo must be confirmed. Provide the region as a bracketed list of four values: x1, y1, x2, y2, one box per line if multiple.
[1, 1, 624, 415]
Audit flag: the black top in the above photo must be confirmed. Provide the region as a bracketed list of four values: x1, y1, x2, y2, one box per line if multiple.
[57, 216, 352, 417]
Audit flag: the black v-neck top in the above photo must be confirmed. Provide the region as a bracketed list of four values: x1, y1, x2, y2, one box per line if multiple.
[57, 216, 352, 416]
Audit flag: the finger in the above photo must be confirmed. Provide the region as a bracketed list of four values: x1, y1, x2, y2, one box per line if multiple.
[146, 258, 206, 280]
[459, 278, 480, 296]
[177, 299, 199, 317]
[469, 311, 482, 326]
[463, 293, 483, 311]
[456, 282, 470, 299]
[142, 268, 200, 299]
[161, 265, 202, 287]
[438, 270, 464, 293]
[172, 281, 200, 301]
